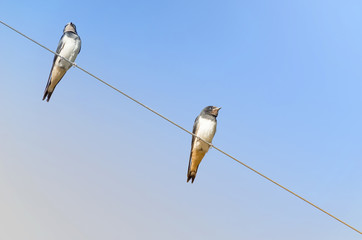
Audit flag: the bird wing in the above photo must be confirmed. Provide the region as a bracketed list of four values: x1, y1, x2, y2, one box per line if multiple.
[45, 35, 66, 89]
[77, 36, 81, 54]
[187, 115, 200, 172]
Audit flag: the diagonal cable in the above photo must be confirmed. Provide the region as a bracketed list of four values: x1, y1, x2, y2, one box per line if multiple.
[0, 20, 360, 235]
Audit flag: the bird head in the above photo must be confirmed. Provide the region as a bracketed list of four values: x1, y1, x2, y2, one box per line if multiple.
[203, 106, 221, 117]
[63, 22, 77, 34]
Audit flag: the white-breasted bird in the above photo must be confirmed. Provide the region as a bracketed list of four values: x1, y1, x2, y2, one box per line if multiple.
[187, 106, 221, 183]
[43, 22, 81, 102]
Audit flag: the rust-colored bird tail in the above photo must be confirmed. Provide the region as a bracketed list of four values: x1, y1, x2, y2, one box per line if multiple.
[187, 171, 196, 183]
[187, 149, 206, 183]
[43, 66, 67, 102]
[42, 89, 54, 102]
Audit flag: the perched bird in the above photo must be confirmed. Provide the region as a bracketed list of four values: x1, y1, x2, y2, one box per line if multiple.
[43, 22, 81, 102]
[187, 106, 221, 183]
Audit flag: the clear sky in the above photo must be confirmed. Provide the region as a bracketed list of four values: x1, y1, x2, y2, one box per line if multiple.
[0, 0, 361, 239]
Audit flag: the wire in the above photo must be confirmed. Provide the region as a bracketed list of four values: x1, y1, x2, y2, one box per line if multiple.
[1, 20, 361, 235]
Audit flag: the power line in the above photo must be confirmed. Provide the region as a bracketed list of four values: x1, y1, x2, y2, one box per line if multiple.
[1, 20, 360, 235]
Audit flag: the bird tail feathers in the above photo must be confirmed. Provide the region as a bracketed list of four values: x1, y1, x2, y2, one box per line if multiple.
[42, 66, 67, 102]
[187, 171, 196, 183]
[42, 90, 54, 102]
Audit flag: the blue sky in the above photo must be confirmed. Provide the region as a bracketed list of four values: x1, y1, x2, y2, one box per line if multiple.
[0, 0, 361, 239]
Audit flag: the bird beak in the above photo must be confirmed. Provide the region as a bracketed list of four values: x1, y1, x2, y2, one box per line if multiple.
[212, 107, 221, 116]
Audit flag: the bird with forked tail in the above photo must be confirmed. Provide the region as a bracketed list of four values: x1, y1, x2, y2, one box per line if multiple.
[43, 22, 81, 102]
[187, 106, 221, 183]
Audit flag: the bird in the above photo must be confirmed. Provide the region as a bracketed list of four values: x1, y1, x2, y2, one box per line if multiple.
[43, 22, 81, 102]
[187, 106, 221, 183]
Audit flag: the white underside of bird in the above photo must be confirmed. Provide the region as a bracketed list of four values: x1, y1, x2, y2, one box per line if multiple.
[56, 35, 81, 70]
[193, 117, 216, 152]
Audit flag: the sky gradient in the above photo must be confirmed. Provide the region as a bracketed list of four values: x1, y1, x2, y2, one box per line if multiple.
[0, 1, 361, 239]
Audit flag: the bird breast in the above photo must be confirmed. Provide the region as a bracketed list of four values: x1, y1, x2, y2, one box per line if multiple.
[57, 36, 81, 69]
[194, 117, 216, 151]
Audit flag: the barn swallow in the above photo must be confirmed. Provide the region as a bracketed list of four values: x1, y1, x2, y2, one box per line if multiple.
[43, 22, 81, 102]
[187, 106, 221, 183]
